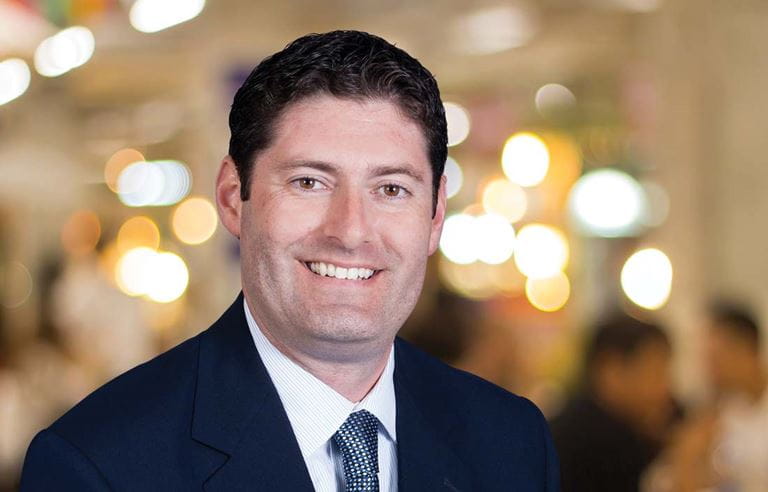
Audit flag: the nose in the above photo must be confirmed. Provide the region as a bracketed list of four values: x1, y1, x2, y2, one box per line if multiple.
[321, 187, 373, 250]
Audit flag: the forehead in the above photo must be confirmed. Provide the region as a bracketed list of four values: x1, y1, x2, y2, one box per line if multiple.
[264, 95, 430, 173]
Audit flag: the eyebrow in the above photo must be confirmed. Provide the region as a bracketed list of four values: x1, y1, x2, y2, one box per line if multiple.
[277, 160, 426, 183]
[370, 165, 425, 183]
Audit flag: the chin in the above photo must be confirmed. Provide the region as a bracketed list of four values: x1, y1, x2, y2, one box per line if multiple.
[304, 313, 387, 344]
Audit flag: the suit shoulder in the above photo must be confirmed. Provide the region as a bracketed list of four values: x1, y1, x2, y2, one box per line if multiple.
[49, 332, 202, 448]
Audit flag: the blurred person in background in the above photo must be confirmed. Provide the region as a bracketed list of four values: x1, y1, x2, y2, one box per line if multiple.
[550, 315, 675, 492]
[19, 30, 559, 491]
[654, 302, 767, 492]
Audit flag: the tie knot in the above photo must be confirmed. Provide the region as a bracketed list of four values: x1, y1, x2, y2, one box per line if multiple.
[333, 409, 380, 490]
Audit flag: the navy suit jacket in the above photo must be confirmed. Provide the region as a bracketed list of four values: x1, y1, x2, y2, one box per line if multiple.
[21, 294, 559, 491]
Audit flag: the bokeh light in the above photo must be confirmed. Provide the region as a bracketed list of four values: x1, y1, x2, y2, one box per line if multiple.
[440, 213, 516, 265]
[439, 256, 499, 300]
[455, 5, 536, 55]
[502, 132, 550, 187]
[444, 102, 471, 147]
[514, 223, 569, 279]
[481, 177, 528, 223]
[621, 248, 673, 310]
[172, 197, 218, 245]
[444, 156, 464, 199]
[0, 261, 33, 308]
[535, 83, 576, 115]
[130, 0, 206, 33]
[0, 58, 31, 106]
[116, 247, 156, 296]
[526, 272, 571, 312]
[440, 213, 479, 264]
[60, 210, 101, 257]
[115, 247, 189, 303]
[117, 159, 192, 207]
[117, 216, 161, 253]
[105, 148, 145, 192]
[144, 252, 189, 303]
[474, 214, 516, 264]
[34, 26, 95, 77]
[641, 180, 670, 227]
[568, 168, 647, 237]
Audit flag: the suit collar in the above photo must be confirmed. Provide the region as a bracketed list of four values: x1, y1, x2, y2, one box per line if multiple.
[189, 295, 472, 491]
[394, 338, 474, 492]
[191, 293, 314, 491]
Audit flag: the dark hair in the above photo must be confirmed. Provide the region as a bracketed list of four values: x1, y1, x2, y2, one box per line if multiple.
[585, 315, 670, 373]
[709, 300, 761, 351]
[228, 30, 447, 213]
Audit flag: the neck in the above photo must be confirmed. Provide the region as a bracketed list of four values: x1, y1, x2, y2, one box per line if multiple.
[256, 320, 392, 403]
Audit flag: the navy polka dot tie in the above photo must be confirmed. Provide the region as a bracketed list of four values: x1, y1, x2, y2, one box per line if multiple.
[333, 410, 380, 492]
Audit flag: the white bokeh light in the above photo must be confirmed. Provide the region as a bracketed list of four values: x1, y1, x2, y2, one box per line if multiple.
[535, 83, 576, 114]
[116, 247, 157, 296]
[514, 224, 569, 279]
[501, 132, 550, 187]
[117, 160, 191, 207]
[568, 168, 647, 237]
[444, 102, 471, 147]
[475, 214, 516, 265]
[34, 26, 94, 77]
[115, 247, 189, 303]
[439, 214, 478, 264]
[444, 157, 463, 199]
[130, 0, 206, 33]
[144, 252, 189, 303]
[621, 248, 673, 310]
[440, 213, 516, 265]
[455, 5, 537, 55]
[0, 58, 31, 106]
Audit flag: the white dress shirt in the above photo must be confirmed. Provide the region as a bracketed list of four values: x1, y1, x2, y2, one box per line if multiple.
[244, 300, 398, 491]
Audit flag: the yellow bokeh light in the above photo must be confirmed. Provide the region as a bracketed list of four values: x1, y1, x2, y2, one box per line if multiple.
[481, 177, 528, 223]
[621, 248, 672, 310]
[438, 256, 499, 299]
[525, 272, 570, 312]
[115, 247, 157, 296]
[105, 149, 145, 192]
[60, 209, 101, 257]
[514, 223, 569, 279]
[117, 216, 160, 253]
[172, 197, 218, 245]
[501, 132, 550, 187]
[489, 259, 526, 295]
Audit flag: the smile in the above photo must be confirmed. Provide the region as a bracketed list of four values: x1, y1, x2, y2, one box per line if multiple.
[304, 261, 378, 281]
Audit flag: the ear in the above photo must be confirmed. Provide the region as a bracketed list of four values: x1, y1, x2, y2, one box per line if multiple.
[215, 156, 243, 239]
[427, 174, 447, 255]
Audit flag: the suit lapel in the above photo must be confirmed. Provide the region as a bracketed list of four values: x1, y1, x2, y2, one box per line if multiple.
[190, 294, 314, 491]
[394, 339, 474, 492]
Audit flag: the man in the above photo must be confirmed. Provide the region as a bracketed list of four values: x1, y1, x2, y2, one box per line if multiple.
[550, 315, 673, 492]
[665, 302, 768, 491]
[20, 31, 558, 491]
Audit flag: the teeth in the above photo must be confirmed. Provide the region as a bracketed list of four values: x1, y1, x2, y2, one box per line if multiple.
[307, 262, 375, 280]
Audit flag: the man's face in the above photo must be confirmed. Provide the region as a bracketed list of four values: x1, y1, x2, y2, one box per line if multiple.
[218, 95, 445, 361]
[705, 323, 754, 395]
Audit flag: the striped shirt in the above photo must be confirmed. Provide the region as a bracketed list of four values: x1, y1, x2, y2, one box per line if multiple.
[244, 300, 398, 491]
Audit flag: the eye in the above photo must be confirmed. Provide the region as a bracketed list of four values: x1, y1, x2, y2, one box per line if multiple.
[295, 177, 319, 190]
[381, 183, 408, 198]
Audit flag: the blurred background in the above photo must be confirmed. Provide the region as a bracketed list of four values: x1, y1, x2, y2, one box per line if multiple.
[1, 0, 767, 490]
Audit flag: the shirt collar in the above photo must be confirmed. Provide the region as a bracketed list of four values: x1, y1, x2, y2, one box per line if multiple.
[243, 298, 397, 460]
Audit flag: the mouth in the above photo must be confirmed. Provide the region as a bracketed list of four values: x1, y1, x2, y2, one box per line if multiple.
[302, 261, 381, 281]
